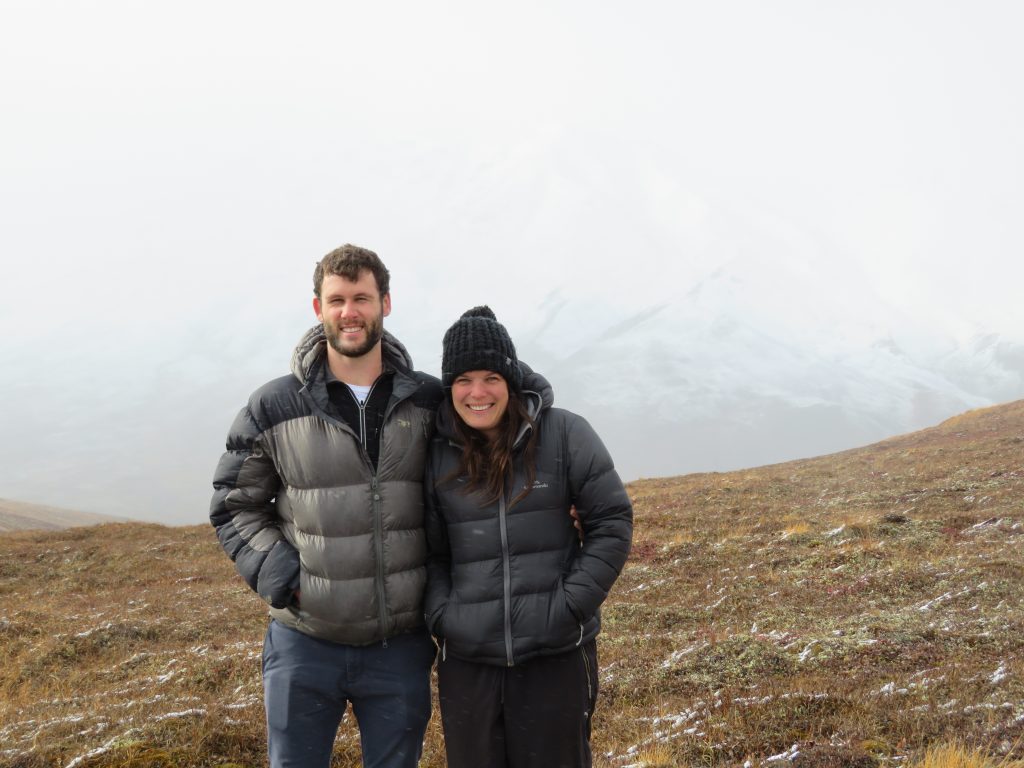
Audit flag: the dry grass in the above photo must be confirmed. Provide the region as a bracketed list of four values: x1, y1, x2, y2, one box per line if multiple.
[3, 400, 1024, 766]
[906, 742, 1024, 768]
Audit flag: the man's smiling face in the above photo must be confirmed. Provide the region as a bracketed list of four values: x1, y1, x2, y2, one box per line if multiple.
[314, 270, 391, 359]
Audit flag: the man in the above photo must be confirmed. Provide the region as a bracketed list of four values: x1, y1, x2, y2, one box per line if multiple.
[210, 245, 442, 768]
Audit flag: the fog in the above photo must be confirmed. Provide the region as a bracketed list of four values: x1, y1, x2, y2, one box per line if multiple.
[2, 2, 1023, 524]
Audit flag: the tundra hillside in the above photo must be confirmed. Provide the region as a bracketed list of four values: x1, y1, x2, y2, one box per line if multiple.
[0, 499, 123, 533]
[2, 401, 1023, 768]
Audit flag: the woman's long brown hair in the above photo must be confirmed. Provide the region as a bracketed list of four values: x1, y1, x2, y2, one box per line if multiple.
[447, 391, 539, 507]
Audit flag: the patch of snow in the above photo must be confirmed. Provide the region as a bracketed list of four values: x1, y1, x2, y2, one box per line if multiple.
[152, 708, 206, 721]
[661, 642, 709, 669]
[64, 730, 140, 768]
[918, 592, 953, 612]
[798, 641, 818, 662]
[74, 622, 114, 638]
[225, 700, 259, 710]
[764, 743, 800, 762]
[651, 709, 701, 729]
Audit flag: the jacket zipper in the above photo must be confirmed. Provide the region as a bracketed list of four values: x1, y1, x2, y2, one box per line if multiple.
[499, 494, 514, 666]
[349, 380, 378, 463]
[580, 645, 593, 701]
[348, 383, 391, 644]
[371, 475, 388, 644]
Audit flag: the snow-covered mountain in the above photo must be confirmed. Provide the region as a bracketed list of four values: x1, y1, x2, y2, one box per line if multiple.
[521, 288, 1015, 482]
[498, 154, 1023, 481]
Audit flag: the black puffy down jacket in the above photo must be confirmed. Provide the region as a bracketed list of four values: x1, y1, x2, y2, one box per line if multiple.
[424, 366, 633, 666]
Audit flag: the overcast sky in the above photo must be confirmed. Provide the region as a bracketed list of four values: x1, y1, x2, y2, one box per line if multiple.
[2, 1, 1022, 524]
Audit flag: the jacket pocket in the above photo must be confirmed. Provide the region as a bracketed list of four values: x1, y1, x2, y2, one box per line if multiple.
[549, 580, 580, 642]
[257, 539, 301, 609]
[425, 601, 448, 638]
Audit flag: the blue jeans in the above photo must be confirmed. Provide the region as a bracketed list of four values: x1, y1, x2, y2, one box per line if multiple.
[262, 620, 435, 768]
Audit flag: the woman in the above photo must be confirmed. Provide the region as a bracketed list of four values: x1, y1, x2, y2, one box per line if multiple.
[424, 306, 633, 768]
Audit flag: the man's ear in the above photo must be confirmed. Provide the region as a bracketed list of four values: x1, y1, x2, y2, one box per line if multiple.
[313, 295, 324, 322]
[382, 293, 392, 318]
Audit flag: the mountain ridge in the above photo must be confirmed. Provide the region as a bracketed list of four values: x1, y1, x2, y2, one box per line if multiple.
[0, 497, 127, 533]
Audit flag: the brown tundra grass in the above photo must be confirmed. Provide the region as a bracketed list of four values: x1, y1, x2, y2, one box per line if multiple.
[3, 401, 1024, 767]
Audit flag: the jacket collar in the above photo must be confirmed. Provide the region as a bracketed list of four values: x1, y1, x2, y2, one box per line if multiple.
[290, 325, 413, 385]
[290, 325, 416, 411]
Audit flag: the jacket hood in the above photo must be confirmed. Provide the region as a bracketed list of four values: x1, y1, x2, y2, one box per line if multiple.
[521, 362, 554, 413]
[437, 361, 553, 441]
[290, 324, 414, 386]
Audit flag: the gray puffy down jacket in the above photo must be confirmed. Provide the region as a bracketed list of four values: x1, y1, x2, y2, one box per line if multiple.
[211, 327, 443, 645]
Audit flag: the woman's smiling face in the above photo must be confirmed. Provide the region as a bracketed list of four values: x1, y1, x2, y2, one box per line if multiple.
[451, 370, 509, 440]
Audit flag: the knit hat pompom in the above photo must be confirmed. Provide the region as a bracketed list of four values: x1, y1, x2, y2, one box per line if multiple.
[460, 305, 497, 321]
[442, 305, 522, 390]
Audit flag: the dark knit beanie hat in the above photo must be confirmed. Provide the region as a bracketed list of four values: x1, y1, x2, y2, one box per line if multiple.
[442, 306, 522, 390]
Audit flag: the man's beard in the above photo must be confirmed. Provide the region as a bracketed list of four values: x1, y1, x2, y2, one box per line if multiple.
[324, 315, 384, 359]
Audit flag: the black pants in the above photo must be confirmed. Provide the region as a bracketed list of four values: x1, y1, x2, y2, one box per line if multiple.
[437, 641, 599, 768]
